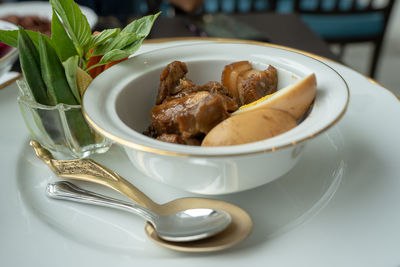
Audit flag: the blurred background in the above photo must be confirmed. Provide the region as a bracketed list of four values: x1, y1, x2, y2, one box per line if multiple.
[0, 0, 398, 94]
[344, 1, 399, 92]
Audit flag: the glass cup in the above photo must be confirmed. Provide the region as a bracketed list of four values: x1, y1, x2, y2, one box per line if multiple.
[17, 80, 112, 159]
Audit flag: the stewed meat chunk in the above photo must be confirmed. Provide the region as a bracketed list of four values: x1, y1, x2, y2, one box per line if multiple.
[156, 61, 188, 104]
[166, 80, 238, 112]
[150, 91, 230, 140]
[237, 65, 278, 105]
[222, 61, 278, 105]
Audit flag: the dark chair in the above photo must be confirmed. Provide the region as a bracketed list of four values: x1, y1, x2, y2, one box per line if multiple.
[291, 0, 395, 78]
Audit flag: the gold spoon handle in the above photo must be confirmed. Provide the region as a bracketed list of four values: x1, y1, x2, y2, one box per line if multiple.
[30, 140, 158, 211]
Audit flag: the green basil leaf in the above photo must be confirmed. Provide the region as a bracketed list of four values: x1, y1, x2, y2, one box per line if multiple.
[38, 34, 77, 105]
[17, 27, 50, 106]
[91, 37, 145, 68]
[51, 9, 78, 62]
[86, 28, 120, 52]
[50, 0, 91, 57]
[121, 12, 160, 36]
[97, 49, 130, 66]
[92, 32, 141, 56]
[119, 37, 146, 56]
[62, 55, 81, 104]
[0, 30, 18, 47]
[0, 29, 40, 47]
[90, 12, 159, 57]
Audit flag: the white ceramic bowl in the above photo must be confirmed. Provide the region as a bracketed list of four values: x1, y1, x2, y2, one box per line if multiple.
[83, 42, 349, 195]
[0, 20, 18, 79]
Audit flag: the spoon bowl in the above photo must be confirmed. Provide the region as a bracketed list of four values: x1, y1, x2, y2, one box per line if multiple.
[31, 140, 253, 252]
[145, 197, 253, 252]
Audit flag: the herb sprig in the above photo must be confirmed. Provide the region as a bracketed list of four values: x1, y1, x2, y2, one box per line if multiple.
[0, 0, 158, 148]
[0, 0, 159, 76]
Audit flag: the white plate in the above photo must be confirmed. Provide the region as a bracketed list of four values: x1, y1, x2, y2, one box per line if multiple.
[0, 1, 98, 29]
[1, 39, 399, 266]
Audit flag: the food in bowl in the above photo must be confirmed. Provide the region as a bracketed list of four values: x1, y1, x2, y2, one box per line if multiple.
[82, 42, 349, 194]
[146, 60, 278, 145]
[146, 60, 316, 147]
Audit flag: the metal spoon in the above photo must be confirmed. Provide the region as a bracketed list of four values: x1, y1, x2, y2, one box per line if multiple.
[31, 140, 253, 252]
[46, 181, 232, 242]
